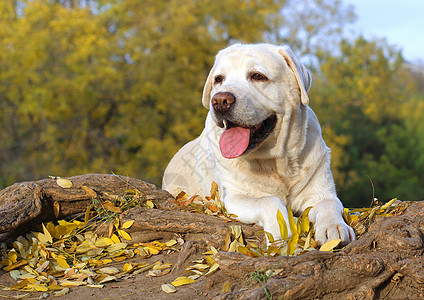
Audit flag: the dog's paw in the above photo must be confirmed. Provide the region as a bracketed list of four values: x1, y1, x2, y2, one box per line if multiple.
[314, 221, 355, 246]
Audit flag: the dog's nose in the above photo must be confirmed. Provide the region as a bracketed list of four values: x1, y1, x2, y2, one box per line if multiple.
[211, 92, 235, 112]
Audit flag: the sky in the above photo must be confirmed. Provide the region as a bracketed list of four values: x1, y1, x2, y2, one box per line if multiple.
[344, 0, 424, 63]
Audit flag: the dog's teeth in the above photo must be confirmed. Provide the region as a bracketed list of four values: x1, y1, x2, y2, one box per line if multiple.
[223, 120, 227, 128]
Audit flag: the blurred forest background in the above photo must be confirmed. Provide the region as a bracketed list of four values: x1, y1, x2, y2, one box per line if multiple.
[1, 0, 423, 207]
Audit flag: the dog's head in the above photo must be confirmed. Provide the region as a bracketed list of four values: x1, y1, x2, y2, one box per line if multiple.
[202, 43, 312, 159]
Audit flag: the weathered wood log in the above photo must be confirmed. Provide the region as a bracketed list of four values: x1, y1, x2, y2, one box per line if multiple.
[0, 174, 174, 239]
[0, 174, 262, 247]
[212, 201, 424, 300]
[115, 206, 262, 247]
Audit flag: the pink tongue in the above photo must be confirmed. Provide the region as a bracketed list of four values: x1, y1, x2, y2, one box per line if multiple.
[219, 126, 250, 159]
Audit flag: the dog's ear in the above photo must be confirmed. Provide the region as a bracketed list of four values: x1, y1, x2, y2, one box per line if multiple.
[201, 65, 215, 109]
[278, 46, 312, 106]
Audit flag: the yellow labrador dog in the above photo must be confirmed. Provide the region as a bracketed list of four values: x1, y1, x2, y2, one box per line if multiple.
[162, 43, 355, 245]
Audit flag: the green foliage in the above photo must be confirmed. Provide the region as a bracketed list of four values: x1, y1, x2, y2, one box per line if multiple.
[366, 98, 424, 201]
[248, 270, 274, 300]
[310, 37, 424, 206]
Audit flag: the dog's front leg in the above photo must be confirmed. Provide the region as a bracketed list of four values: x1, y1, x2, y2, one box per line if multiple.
[222, 192, 291, 243]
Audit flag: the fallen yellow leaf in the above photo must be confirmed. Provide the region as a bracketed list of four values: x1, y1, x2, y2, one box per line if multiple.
[161, 283, 177, 293]
[110, 234, 121, 244]
[95, 237, 114, 247]
[381, 198, 397, 210]
[8, 250, 18, 264]
[56, 256, 70, 269]
[221, 281, 232, 294]
[319, 239, 341, 252]
[41, 223, 53, 244]
[276, 210, 288, 240]
[117, 229, 132, 241]
[121, 220, 135, 229]
[123, 263, 134, 272]
[59, 279, 87, 287]
[103, 201, 122, 213]
[56, 178, 73, 189]
[53, 287, 69, 296]
[287, 234, 299, 256]
[171, 276, 196, 287]
[107, 243, 127, 253]
[53, 202, 60, 218]
[204, 262, 219, 276]
[27, 283, 48, 292]
[99, 267, 120, 275]
[165, 239, 177, 247]
[82, 186, 97, 198]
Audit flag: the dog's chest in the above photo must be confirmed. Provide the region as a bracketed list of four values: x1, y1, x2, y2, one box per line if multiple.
[235, 159, 290, 198]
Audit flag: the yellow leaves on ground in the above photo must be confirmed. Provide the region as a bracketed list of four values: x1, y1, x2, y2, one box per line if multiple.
[160, 246, 219, 294]
[0, 213, 180, 295]
[221, 281, 232, 294]
[0, 179, 409, 297]
[49, 176, 73, 189]
[82, 185, 98, 199]
[103, 201, 123, 213]
[170, 181, 237, 221]
[56, 256, 70, 269]
[103, 217, 134, 242]
[90, 184, 153, 222]
[121, 220, 135, 229]
[276, 210, 288, 241]
[259, 206, 314, 257]
[171, 276, 196, 286]
[319, 239, 342, 252]
[56, 178, 73, 189]
[233, 196, 405, 258]
[344, 198, 408, 238]
[161, 283, 177, 294]
[222, 225, 244, 253]
[95, 237, 114, 247]
[117, 230, 131, 241]
[41, 223, 53, 244]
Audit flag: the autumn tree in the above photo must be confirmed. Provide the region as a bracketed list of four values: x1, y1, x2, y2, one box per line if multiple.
[0, 0, 359, 188]
[0, 0, 286, 186]
[0, 0, 125, 186]
[103, 0, 287, 182]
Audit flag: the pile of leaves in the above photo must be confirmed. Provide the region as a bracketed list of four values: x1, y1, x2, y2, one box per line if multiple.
[169, 182, 237, 222]
[235, 198, 409, 257]
[172, 183, 410, 257]
[0, 179, 410, 298]
[0, 212, 181, 296]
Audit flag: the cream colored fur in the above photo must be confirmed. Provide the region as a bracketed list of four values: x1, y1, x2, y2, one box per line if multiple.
[162, 43, 355, 245]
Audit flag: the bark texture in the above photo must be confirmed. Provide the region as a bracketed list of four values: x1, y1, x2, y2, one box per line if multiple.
[213, 201, 424, 299]
[0, 174, 174, 239]
[0, 174, 423, 299]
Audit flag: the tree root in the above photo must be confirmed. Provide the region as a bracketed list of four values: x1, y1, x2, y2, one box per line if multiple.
[1, 174, 424, 299]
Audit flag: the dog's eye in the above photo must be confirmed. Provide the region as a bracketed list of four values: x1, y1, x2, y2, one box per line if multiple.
[214, 75, 224, 84]
[250, 73, 268, 81]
